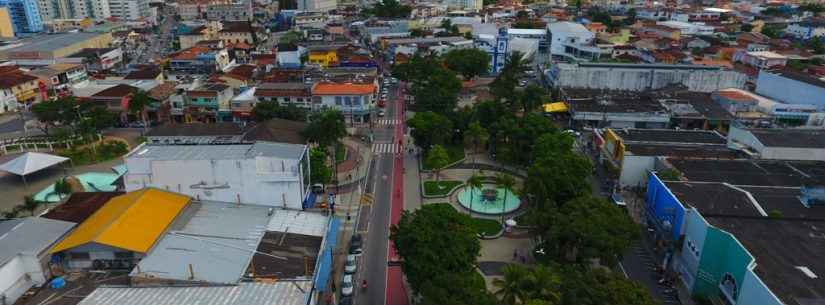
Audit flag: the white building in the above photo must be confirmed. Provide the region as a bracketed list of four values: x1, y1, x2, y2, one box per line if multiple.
[0, 87, 16, 113]
[507, 28, 548, 51]
[656, 21, 714, 36]
[785, 20, 825, 40]
[297, 0, 336, 13]
[108, 0, 150, 20]
[0, 217, 75, 305]
[727, 125, 825, 161]
[547, 62, 747, 92]
[311, 82, 376, 123]
[755, 69, 825, 110]
[548, 21, 603, 61]
[124, 142, 311, 210]
[444, 0, 482, 12]
[37, 0, 111, 21]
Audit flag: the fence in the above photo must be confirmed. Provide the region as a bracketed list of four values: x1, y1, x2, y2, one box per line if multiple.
[0, 134, 101, 155]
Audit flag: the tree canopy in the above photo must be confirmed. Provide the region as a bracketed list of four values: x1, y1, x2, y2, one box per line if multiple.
[407, 111, 453, 151]
[390, 203, 483, 295]
[443, 48, 490, 80]
[31, 96, 116, 137]
[251, 101, 308, 122]
[302, 109, 346, 148]
[309, 147, 332, 184]
[559, 268, 657, 305]
[366, 0, 412, 18]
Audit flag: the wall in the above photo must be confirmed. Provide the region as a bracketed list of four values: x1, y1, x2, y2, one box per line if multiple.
[0, 256, 30, 304]
[550, 64, 747, 92]
[63, 243, 142, 269]
[676, 209, 708, 292]
[756, 70, 825, 110]
[736, 269, 783, 305]
[645, 173, 687, 241]
[125, 157, 306, 209]
[619, 155, 655, 187]
[726, 125, 765, 152]
[693, 227, 753, 304]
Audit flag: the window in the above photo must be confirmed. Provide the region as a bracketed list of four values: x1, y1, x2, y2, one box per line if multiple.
[344, 96, 351, 106]
[283, 97, 291, 103]
[353, 96, 361, 105]
[335, 96, 342, 105]
[71, 252, 90, 260]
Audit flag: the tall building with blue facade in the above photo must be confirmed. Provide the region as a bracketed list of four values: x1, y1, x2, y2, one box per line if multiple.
[0, 0, 42, 34]
[475, 27, 509, 74]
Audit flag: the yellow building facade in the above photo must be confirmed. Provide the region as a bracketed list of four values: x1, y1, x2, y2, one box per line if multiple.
[0, 7, 14, 38]
[308, 50, 338, 67]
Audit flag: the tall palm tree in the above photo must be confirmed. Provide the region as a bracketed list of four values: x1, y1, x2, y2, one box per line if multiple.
[466, 174, 483, 217]
[53, 177, 72, 201]
[496, 173, 517, 223]
[502, 51, 529, 79]
[463, 121, 489, 171]
[494, 264, 529, 305]
[525, 265, 561, 304]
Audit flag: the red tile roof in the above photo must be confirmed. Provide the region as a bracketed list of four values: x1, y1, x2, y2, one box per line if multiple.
[312, 82, 375, 95]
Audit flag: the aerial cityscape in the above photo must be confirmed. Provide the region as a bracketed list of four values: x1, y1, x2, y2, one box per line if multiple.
[0, 0, 824, 304]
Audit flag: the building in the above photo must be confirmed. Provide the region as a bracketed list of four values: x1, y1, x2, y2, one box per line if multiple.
[755, 69, 825, 111]
[276, 43, 301, 68]
[475, 28, 509, 74]
[727, 126, 825, 161]
[656, 21, 714, 36]
[205, 0, 252, 21]
[0, 66, 40, 109]
[312, 82, 375, 123]
[0, 7, 14, 37]
[0, 32, 112, 65]
[597, 128, 736, 187]
[643, 159, 825, 305]
[29, 63, 88, 97]
[546, 63, 747, 93]
[0, 0, 42, 33]
[507, 28, 548, 52]
[0, 217, 75, 305]
[168, 45, 231, 75]
[64, 48, 123, 71]
[218, 21, 258, 45]
[785, 19, 825, 40]
[296, 0, 335, 13]
[252, 82, 313, 109]
[732, 51, 787, 70]
[37, 0, 111, 22]
[76, 282, 313, 305]
[566, 94, 671, 130]
[107, 0, 149, 21]
[712, 88, 820, 125]
[444, 0, 481, 12]
[307, 47, 338, 67]
[145, 119, 307, 144]
[124, 141, 310, 210]
[181, 83, 233, 122]
[49, 188, 190, 270]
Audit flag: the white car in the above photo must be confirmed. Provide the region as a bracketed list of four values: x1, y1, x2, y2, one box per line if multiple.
[341, 275, 354, 296]
[345, 255, 357, 273]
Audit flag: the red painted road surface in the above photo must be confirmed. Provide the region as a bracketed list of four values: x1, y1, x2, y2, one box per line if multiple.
[386, 83, 409, 305]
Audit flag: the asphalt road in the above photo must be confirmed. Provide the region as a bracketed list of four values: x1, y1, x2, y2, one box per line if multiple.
[355, 76, 403, 305]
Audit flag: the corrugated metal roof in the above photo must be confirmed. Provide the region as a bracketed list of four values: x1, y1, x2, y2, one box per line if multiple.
[131, 201, 270, 284]
[77, 281, 311, 305]
[127, 142, 306, 161]
[267, 209, 328, 237]
[0, 217, 75, 265]
[50, 188, 190, 253]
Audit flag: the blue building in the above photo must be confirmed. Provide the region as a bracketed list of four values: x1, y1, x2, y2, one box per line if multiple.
[0, 0, 42, 34]
[475, 27, 509, 74]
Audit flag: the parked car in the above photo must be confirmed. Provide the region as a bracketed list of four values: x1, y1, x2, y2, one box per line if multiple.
[345, 254, 357, 273]
[342, 275, 354, 296]
[349, 234, 363, 255]
[378, 110, 386, 117]
[339, 297, 353, 305]
[378, 99, 386, 108]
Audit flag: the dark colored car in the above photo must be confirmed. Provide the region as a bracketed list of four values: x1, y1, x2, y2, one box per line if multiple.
[349, 234, 363, 255]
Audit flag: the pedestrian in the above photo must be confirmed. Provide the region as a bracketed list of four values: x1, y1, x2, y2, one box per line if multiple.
[513, 249, 518, 260]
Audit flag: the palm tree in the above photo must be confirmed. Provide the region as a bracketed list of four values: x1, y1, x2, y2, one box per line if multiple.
[53, 177, 72, 201]
[525, 265, 561, 304]
[496, 173, 517, 223]
[128, 89, 152, 132]
[463, 121, 489, 171]
[493, 264, 529, 305]
[502, 51, 529, 80]
[466, 174, 484, 217]
[21, 196, 39, 216]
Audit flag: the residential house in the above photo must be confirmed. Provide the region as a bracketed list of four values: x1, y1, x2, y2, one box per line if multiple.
[732, 51, 787, 70]
[205, 0, 252, 21]
[124, 141, 310, 209]
[87, 84, 142, 121]
[0, 66, 40, 109]
[218, 21, 258, 45]
[548, 21, 606, 61]
[29, 63, 89, 99]
[307, 47, 338, 67]
[124, 65, 164, 82]
[185, 83, 233, 122]
[277, 44, 302, 68]
[657, 21, 714, 36]
[638, 24, 682, 40]
[0, 217, 75, 305]
[212, 64, 256, 90]
[169, 45, 231, 75]
[49, 188, 190, 270]
[312, 82, 375, 123]
[64, 48, 124, 72]
[253, 82, 312, 109]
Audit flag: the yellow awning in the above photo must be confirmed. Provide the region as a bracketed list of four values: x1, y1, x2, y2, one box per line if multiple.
[50, 188, 189, 253]
[543, 102, 568, 113]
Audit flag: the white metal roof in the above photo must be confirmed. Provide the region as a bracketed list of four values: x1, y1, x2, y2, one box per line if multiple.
[0, 152, 69, 176]
[267, 209, 327, 237]
[77, 281, 312, 305]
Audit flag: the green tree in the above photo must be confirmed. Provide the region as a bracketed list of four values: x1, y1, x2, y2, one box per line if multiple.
[800, 3, 825, 14]
[128, 89, 153, 131]
[809, 38, 825, 55]
[302, 109, 346, 148]
[53, 177, 72, 200]
[407, 111, 453, 151]
[443, 48, 490, 80]
[741, 23, 753, 32]
[426, 145, 450, 184]
[525, 265, 562, 304]
[390, 203, 481, 293]
[464, 121, 489, 156]
[539, 195, 639, 267]
[21, 196, 39, 216]
[419, 271, 497, 305]
[466, 174, 484, 217]
[410, 66, 462, 114]
[625, 8, 636, 25]
[31, 96, 80, 136]
[252, 101, 307, 122]
[560, 268, 657, 305]
[410, 28, 427, 37]
[490, 113, 558, 166]
[372, 0, 412, 18]
[279, 31, 302, 44]
[490, 51, 529, 104]
[309, 147, 332, 184]
[761, 26, 781, 38]
[495, 173, 516, 221]
[517, 85, 546, 113]
[493, 264, 530, 305]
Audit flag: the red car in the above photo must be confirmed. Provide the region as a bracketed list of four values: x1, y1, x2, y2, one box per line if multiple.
[378, 99, 386, 108]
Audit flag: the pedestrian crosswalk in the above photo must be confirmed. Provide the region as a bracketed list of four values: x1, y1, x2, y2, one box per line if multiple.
[376, 119, 401, 125]
[372, 142, 402, 154]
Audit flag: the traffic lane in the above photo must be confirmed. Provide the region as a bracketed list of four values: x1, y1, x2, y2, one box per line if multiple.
[355, 154, 393, 305]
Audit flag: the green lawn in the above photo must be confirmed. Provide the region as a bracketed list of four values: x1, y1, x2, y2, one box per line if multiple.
[423, 180, 462, 196]
[423, 143, 465, 170]
[471, 218, 502, 236]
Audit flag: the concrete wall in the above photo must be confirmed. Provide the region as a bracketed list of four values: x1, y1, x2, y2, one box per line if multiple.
[0, 256, 30, 305]
[676, 209, 708, 292]
[756, 70, 825, 110]
[645, 173, 687, 241]
[125, 157, 306, 209]
[619, 155, 655, 187]
[549, 64, 747, 92]
[737, 269, 783, 305]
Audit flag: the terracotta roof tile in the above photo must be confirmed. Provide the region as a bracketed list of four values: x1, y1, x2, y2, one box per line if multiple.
[312, 82, 375, 95]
